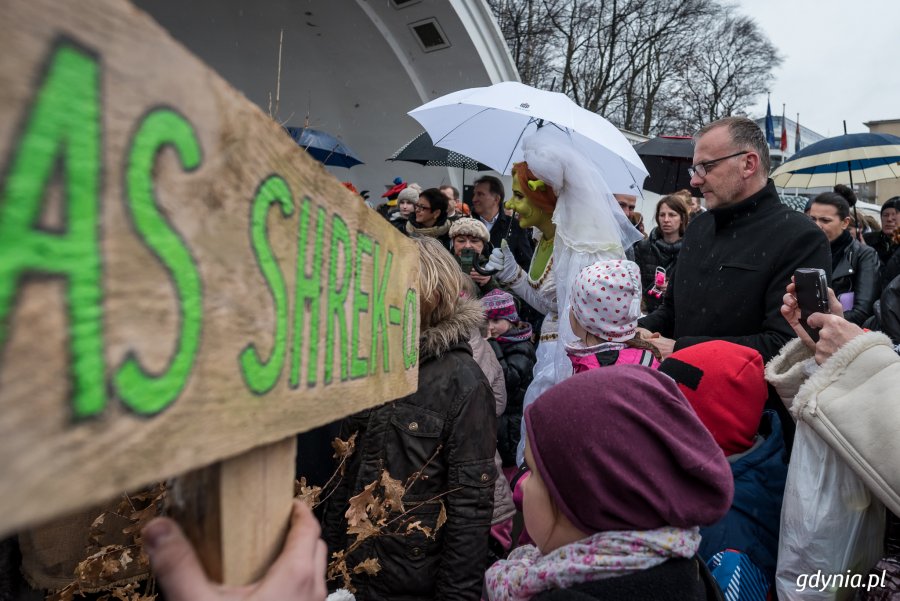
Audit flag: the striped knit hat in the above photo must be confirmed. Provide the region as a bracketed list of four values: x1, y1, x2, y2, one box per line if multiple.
[482, 289, 519, 323]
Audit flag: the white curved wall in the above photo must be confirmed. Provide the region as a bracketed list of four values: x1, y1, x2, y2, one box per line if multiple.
[134, 0, 518, 198]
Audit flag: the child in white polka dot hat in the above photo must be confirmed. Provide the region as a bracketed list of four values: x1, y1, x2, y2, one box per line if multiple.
[566, 259, 661, 372]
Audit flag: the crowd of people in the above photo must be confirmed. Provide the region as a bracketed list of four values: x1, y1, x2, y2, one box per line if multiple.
[141, 116, 900, 601]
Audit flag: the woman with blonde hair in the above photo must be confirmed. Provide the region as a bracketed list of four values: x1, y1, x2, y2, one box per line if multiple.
[323, 236, 497, 600]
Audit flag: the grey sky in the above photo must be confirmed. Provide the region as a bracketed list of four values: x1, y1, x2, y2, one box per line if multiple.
[735, 0, 900, 137]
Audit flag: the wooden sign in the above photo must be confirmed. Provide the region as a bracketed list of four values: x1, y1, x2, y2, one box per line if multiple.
[0, 0, 420, 538]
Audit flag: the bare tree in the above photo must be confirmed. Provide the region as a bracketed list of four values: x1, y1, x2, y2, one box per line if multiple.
[487, 0, 781, 136]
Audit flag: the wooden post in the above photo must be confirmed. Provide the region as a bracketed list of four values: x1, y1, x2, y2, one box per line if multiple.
[171, 437, 297, 585]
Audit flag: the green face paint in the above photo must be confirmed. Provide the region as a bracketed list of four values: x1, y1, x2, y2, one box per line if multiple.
[239, 175, 294, 394]
[289, 198, 324, 388]
[0, 43, 103, 418]
[324, 214, 351, 384]
[350, 232, 373, 380]
[403, 288, 418, 369]
[113, 108, 203, 415]
[370, 243, 392, 374]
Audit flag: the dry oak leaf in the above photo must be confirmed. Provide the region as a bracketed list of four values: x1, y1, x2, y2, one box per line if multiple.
[332, 433, 357, 461]
[352, 557, 382, 576]
[379, 469, 405, 513]
[295, 477, 323, 509]
[345, 479, 379, 527]
[436, 501, 448, 531]
[405, 520, 433, 537]
[347, 521, 380, 544]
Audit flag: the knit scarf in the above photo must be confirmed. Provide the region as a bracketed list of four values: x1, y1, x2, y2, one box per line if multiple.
[485, 527, 701, 601]
[497, 322, 533, 344]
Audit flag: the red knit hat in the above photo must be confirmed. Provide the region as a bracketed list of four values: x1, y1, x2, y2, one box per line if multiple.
[524, 365, 733, 534]
[658, 341, 767, 456]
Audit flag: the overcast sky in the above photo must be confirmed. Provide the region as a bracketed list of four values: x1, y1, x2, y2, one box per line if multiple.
[734, 0, 900, 136]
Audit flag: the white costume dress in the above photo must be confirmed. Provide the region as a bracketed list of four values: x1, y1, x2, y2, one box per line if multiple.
[507, 130, 643, 464]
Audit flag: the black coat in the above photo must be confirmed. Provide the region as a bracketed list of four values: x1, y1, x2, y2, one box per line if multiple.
[830, 232, 881, 325]
[639, 181, 831, 363]
[531, 557, 723, 601]
[881, 246, 900, 291]
[864, 230, 898, 266]
[488, 337, 536, 467]
[322, 297, 497, 601]
[866, 273, 900, 345]
[633, 228, 683, 313]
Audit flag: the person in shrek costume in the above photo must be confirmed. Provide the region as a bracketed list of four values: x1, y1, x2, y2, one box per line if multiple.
[485, 129, 643, 464]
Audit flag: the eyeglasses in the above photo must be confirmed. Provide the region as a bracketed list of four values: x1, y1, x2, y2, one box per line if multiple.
[688, 151, 749, 178]
[414, 203, 432, 212]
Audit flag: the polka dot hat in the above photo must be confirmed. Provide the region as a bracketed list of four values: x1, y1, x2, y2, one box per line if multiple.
[571, 260, 642, 342]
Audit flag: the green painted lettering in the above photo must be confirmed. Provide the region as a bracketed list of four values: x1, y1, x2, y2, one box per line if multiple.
[289, 198, 325, 388]
[239, 176, 294, 394]
[370, 244, 392, 374]
[350, 232, 373, 379]
[113, 109, 203, 415]
[324, 215, 351, 384]
[403, 288, 418, 369]
[0, 44, 103, 418]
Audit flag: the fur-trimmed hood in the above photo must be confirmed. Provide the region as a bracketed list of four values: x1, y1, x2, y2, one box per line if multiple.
[420, 295, 486, 359]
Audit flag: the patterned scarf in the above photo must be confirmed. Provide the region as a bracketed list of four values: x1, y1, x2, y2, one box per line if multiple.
[485, 527, 701, 601]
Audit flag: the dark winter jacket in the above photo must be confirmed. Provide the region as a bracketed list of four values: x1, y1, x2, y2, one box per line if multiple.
[639, 180, 831, 363]
[880, 245, 900, 291]
[633, 227, 683, 313]
[864, 230, 898, 266]
[322, 296, 497, 601]
[488, 337, 536, 467]
[390, 212, 410, 235]
[830, 231, 881, 325]
[865, 274, 900, 346]
[698, 411, 787, 586]
[531, 557, 724, 601]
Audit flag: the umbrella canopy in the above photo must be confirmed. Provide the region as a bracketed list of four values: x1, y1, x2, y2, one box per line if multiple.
[408, 81, 647, 194]
[387, 131, 492, 170]
[771, 132, 900, 188]
[634, 136, 699, 195]
[284, 126, 363, 168]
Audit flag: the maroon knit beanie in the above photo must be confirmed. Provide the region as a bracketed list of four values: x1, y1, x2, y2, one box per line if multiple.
[658, 341, 767, 456]
[524, 365, 733, 534]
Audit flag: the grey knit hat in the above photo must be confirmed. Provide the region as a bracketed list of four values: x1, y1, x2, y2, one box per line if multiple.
[397, 187, 420, 204]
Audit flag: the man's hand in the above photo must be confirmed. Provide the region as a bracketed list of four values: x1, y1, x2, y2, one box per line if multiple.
[807, 313, 865, 365]
[143, 500, 327, 601]
[782, 280, 844, 354]
[469, 270, 491, 286]
[646, 335, 676, 359]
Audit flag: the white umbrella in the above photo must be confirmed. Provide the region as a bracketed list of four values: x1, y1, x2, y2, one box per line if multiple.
[408, 81, 648, 195]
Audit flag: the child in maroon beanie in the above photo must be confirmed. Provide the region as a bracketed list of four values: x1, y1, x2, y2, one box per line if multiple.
[659, 341, 787, 601]
[485, 365, 733, 601]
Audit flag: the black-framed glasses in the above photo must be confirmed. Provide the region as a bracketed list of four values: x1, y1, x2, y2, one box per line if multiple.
[414, 203, 432, 212]
[688, 151, 749, 178]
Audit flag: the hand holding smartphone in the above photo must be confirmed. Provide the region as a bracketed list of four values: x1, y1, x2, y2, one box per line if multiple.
[793, 268, 830, 342]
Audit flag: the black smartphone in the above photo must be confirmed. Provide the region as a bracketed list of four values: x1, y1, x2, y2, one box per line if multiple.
[794, 268, 830, 342]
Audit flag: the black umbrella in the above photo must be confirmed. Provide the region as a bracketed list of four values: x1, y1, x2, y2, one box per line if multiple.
[635, 136, 699, 196]
[387, 131, 492, 171]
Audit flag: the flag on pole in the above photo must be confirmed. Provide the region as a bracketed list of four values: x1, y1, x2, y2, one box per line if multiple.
[765, 95, 775, 148]
[780, 104, 788, 152]
[795, 113, 801, 153]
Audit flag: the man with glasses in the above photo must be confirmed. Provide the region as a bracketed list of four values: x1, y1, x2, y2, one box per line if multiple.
[639, 116, 830, 368]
